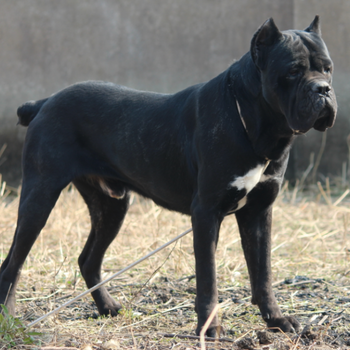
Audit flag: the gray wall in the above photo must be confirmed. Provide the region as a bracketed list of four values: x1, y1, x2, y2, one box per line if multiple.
[0, 1, 348, 185]
[290, 0, 350, 182]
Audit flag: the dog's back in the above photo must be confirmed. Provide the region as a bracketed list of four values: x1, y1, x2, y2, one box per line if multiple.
[16, 81, 204, 213]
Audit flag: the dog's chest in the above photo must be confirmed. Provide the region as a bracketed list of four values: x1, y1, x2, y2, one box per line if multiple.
[229, 162, 270, 193]
[229, 164, 265, 193]
[223, 162, 274, 214]
[226, 162, 272, 213]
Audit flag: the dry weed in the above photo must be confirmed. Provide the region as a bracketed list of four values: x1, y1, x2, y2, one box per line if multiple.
[0, 181, 349, 349]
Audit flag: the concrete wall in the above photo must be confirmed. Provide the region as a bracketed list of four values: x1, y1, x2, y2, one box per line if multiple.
[0, 0, 348, 185]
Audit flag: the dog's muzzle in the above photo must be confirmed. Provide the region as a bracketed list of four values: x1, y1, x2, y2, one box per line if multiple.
[291, 80, 337, 134]
[310, 80, 337, 132]
[313, 104, 336, 131]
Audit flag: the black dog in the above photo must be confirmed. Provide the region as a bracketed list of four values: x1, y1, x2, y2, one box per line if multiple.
[0, 17, 337, 336]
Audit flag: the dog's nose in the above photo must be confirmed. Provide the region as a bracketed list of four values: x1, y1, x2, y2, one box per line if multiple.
[313, 81, 331, 95]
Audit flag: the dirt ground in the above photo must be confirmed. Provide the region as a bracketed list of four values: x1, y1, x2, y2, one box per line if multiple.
[0, 181, 349, 349]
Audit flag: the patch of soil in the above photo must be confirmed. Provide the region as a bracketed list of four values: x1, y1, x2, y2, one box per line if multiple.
[19, 275, 350, 349]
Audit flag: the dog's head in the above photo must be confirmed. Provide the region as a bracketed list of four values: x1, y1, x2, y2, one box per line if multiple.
[250, 16, 337, 134]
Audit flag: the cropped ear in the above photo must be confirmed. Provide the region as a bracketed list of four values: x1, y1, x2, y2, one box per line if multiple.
[305, 15, 321, 35]
[250, 18, 283, 70]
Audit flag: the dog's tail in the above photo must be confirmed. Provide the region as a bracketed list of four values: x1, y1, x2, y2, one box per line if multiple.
[17, 98, 49, 126]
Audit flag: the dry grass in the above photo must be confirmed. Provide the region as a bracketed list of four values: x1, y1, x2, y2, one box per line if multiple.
[0, 179, 349, 349]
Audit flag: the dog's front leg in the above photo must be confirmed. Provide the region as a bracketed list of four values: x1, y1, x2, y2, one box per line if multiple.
[235, 189, 300, 333]
[191, 204, 223, 337]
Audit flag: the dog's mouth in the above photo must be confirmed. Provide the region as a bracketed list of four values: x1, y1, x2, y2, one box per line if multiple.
[313, 106, 336, 132]
[289, 86, 337, 134]
[313, 116, 334, 131]
[289, 108, 335, 135]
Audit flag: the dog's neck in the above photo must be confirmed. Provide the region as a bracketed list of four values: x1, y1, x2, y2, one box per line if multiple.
[229, 54, 297, 162]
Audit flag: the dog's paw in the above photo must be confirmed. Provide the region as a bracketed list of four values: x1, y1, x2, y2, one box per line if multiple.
[97, 300, 122, 317]
[196, 325, 225, 338]
[266, 316, 301, 333]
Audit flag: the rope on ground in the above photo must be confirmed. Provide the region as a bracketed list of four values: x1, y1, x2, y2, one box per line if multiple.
[27, 227, 193, 328]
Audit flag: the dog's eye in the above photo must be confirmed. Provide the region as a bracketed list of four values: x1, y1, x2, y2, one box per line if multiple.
[288, 69, 300, 78]
[324, 67, 331, 74]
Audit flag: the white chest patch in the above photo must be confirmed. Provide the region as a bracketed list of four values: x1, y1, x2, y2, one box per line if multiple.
[236, 196, 247, 210]
[229, 163, 269, 194]
[260, 173, 275, 182]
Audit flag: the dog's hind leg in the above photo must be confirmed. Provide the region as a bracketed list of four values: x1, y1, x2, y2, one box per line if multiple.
[0, 177, 66, 315]
[73, 178, 129, 316]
